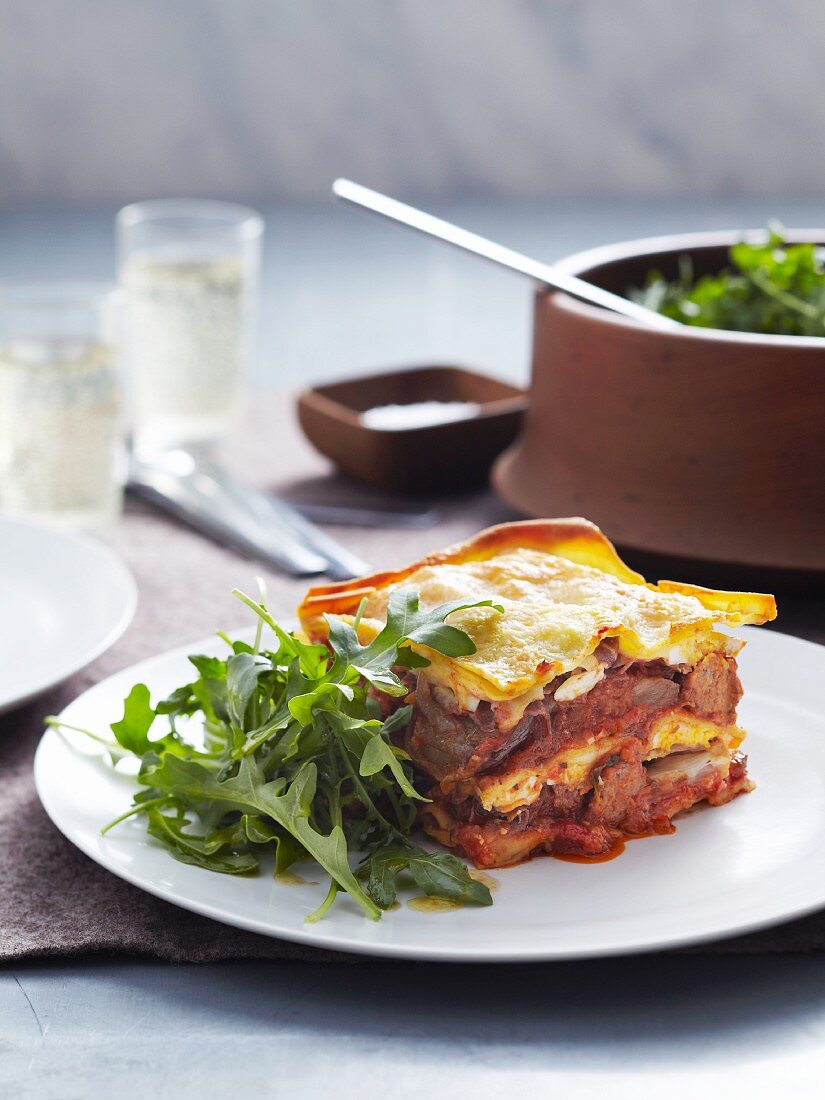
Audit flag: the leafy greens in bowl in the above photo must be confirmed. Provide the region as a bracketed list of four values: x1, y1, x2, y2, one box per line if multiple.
[47, 586, 502, 921]
[631, 223, 825, 336]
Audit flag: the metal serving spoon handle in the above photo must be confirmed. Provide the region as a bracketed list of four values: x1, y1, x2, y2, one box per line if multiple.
[332, 178, 680, 332]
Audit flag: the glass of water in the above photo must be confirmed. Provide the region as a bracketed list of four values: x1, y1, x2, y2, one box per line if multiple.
[117, 199, 263, 454]
[0, 283, 123, 530]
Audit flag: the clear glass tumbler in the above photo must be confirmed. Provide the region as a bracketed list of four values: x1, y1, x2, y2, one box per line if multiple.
[117, 199, 263, 453]
[0, 283, 123, 530]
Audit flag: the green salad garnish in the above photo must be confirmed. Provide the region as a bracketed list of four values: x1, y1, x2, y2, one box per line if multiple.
[631, 223, 825, 336]
[48, 585, 503, 921]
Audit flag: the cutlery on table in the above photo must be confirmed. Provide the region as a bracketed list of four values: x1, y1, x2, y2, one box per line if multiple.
[290, 502, 440, 529]
[128, 448, 371, 580]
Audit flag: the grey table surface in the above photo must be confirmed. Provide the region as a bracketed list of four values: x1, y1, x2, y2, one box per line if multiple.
[2, 199, 825, 1097]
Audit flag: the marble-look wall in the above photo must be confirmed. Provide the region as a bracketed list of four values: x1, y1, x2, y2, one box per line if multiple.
[2, 0, 824, 204]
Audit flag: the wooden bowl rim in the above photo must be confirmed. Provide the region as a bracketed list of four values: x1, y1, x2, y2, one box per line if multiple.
[550, 228, 825, 349]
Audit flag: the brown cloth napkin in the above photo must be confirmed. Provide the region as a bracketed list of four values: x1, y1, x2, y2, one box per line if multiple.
[2, 393, 824, 963]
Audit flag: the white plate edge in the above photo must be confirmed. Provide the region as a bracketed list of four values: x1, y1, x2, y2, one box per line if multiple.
[0, 517, 138, 713]
[32, 623, 825, 962]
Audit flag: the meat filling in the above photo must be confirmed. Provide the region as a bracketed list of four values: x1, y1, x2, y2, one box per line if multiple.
[424, 752, 752, 869]
[406, 652, 742, 783]
[406, 650, 749, 868]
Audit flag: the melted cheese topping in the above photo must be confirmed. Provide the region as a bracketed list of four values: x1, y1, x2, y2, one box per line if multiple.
[359, 549, 747, 702]
[460, 713, 744, 815]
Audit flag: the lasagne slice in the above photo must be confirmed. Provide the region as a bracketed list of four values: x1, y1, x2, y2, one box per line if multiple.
[298, 519, 777, 869]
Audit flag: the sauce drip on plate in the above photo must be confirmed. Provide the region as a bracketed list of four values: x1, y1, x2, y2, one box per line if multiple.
[468, 869, 500, 890]
[407, 897, 463, 914]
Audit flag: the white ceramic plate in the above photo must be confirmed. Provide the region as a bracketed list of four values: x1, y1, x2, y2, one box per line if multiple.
[35, 624, 825, 961]
[0, 516, 137, 714]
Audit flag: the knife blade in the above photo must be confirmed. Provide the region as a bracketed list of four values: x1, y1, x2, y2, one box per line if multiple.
[128, 449, 334, 578]
[201, 458, 373, 580]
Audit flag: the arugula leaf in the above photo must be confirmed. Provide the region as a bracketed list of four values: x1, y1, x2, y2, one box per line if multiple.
[204, 814, 305, 875]
[143, 754, 380, 918]
[405, 848, 492, 905]
[110, 684, 156, 754]
[381, 704, 413, 737]
[287, 680, 354, 727]
[360, 844, 493, 909]
[52, 584, 500, 922]
[142, 753, 280, 812]
[631, 224, 825, 336]
[359, 734, 425, 801]
[226, 651, 266, 728]
[154, 683, 199, 732]
[262, 824, 305, 877]
[270, 764, 381, 919]
[327, 590, 503, 694]
[363, 847, 407, 909]
[145, 808, 259, 874]
[188, 655, 226, 679]
[184, 654, 231, 725]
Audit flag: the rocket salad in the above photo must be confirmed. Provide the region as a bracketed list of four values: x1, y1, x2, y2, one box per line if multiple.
[631, 223, 825, 336]
[47, 586, 502, 921]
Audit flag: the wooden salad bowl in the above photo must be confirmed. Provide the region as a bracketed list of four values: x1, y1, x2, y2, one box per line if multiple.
[492, 231, 825, 578]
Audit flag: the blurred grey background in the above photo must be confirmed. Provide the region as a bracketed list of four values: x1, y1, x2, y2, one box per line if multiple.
[3, 0, 825, 205]
[1, 0, 824, 385]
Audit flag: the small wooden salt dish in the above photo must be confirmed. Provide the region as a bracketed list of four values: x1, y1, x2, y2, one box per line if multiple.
[297, 365, 526, 495]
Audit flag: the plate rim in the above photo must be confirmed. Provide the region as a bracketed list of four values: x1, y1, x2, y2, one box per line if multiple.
[0, 515, 138, 713]
[33, 624, 825, 962]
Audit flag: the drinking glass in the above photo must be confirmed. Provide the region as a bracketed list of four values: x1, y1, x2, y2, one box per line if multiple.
[117, 199, 263, 453]
[0, 283, 123, 530]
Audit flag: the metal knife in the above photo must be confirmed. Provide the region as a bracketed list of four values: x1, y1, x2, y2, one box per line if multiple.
[128, 448, 370, 580]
